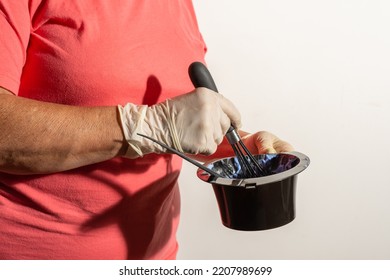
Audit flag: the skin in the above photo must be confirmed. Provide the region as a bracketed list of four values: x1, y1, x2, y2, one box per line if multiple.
[0, 87, 126, 175]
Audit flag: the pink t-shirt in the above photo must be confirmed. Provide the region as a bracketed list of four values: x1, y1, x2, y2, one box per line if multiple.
[0, 0, 206, 259]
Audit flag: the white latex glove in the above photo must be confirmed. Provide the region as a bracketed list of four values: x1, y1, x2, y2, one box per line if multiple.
[241, 131, 294, 154]
[118, 88, 242, 158]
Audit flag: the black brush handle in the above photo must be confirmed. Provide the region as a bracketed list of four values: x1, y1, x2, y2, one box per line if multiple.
[188, 62, 219, 93]
[188, 61, 235, 134]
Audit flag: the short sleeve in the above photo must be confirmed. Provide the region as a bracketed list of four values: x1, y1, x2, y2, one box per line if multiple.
[0, 0, 31, 94]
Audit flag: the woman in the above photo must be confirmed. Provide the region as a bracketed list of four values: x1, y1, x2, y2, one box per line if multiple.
[0, 0, 292, 259]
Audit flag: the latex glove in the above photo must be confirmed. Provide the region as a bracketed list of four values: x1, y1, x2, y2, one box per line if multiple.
[118, 88, 242, 158]
[191, 130, 293, 163]
[240, 131, 294, 154]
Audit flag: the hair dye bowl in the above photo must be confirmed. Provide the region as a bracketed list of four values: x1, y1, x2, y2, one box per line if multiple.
[197, 152, 310, 231]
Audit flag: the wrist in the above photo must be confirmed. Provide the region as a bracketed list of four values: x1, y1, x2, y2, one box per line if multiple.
[117, 103, 148, 158]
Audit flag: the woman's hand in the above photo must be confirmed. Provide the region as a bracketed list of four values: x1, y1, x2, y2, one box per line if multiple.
[118, 87, 241, 158]
[240, 131, 293, 154]
[190, 130, 293, 163]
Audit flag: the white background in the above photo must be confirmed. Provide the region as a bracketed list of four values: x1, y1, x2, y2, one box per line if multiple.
[177, 0, 390, 259]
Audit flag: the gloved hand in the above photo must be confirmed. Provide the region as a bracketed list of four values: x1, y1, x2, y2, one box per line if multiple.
[118, 88, 242, 158]
[240, 131, 294, 154]
[190, 130, 294, 163]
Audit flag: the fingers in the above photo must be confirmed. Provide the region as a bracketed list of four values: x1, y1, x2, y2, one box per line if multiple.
[256, 131, 294, 153]
[208, 91, 240, 151]
[273, 139, 294, 153]
[219, 112, 231, 139]
[186, 88, 240, 154]
[196, 87, 241, 130]
[242, 131, 294, 154]
[215, 92, 242, 130]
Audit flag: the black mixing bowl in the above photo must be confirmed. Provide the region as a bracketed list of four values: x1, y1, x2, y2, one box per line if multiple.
[197, 152, 310, 231]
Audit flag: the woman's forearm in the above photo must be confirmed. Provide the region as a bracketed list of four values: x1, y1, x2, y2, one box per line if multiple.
[0, 89, 126, 175]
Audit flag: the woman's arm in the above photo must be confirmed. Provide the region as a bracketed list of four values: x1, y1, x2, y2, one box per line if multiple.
[0, 86, 242, 174]
[0, 87, 126, 175]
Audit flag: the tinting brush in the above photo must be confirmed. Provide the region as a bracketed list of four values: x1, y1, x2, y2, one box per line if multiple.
[188, 62, 266, 178]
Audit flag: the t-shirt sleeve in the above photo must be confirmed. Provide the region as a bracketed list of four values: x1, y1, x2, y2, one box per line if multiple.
[0, 0, 31, 94]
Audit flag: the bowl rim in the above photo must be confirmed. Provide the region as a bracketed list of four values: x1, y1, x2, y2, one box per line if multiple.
[196, 151, 310, 188]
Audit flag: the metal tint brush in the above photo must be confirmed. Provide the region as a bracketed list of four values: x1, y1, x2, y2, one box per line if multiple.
[137, 133, 221, 179]
[188, 62, 266, 178]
